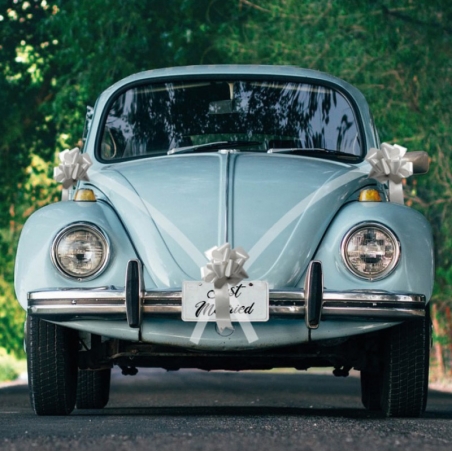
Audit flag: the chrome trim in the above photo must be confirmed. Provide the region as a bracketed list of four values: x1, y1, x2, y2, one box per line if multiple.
[223, 150, 230, 243]
[51, 222, 111, 281]
[29, 304, 126, 315]
[341, 222, 401, 281]
[28, 288, 426, 320]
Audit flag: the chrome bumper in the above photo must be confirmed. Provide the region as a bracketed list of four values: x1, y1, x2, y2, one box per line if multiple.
[28, 286, 426, 321]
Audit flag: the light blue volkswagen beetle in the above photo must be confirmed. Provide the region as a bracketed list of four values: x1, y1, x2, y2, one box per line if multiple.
[15, 65, 433, 417]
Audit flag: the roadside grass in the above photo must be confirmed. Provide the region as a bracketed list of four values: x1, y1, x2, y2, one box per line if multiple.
[0, 348, 26, 383]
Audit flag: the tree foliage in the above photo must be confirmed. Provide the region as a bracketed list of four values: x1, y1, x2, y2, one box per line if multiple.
[0, 0, 451, 356]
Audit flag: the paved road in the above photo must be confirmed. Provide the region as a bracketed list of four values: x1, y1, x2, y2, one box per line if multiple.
[1, 369, 452, 450]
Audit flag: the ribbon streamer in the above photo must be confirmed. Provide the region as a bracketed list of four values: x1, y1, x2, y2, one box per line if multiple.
[200, 243, 249, 333]
[53, 148, 93, 201]
[365, 143, 413, 204]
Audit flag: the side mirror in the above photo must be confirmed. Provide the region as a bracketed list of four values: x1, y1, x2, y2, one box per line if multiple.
[405, 151, 429, 175]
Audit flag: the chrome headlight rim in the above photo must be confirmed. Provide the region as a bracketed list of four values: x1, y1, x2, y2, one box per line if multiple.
[341, 222, 401, 281]
[51, 222, 110, 281]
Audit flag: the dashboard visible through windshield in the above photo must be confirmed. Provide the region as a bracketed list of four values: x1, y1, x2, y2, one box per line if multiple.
[99, 80, 361, 161]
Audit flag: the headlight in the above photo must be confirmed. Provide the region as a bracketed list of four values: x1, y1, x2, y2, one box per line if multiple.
[52, 223, 110, 279]
[341, 223, 400, 280]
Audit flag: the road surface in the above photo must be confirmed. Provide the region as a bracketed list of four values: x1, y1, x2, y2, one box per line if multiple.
[1, 369, 452, 450]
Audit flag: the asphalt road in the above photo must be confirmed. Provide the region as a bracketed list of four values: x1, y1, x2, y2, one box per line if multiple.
[1, 369, 452, 451]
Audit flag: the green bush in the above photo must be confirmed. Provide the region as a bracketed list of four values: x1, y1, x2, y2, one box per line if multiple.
[0, 277, 26, 358]
[0, 348, 21, 382]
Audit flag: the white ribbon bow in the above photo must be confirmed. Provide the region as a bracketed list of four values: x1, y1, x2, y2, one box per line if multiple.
[201, 243, 249, 333]
[365, 143, 413, 204]
[53, 148, 93, 201]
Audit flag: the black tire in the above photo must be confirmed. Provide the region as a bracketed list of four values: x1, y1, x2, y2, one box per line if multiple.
[360, 370, 382, 411]
[380, 311, 431, 417]
[76, 368, 111, 409]
[26, 316, 78, 415]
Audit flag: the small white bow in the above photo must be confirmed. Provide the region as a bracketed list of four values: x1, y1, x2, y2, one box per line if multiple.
[53, 148, 93, 201]
[365, 143, 413, 204]
[201, 243, 249, 288]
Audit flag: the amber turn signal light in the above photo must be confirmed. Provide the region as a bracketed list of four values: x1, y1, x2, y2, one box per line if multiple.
[359, 189, 382, 202]
[73, 189, 96, 202]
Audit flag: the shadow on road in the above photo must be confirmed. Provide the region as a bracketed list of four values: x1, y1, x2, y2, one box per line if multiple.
[2, 370, 452, 419]
[74, 405, 387, 419]
[80, 406, 452, 419]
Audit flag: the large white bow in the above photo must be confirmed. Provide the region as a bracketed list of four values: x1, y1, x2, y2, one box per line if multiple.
[201, 243, 249, 333]
[365, 143, 413, 204]
[53, 148, 93, 201]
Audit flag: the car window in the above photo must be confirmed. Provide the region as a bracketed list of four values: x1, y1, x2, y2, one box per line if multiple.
[99, 80, 361, 161]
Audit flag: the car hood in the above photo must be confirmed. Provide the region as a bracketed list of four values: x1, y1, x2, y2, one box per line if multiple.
[90, 153, 369, 288]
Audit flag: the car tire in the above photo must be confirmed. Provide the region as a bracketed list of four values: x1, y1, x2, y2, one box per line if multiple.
[76, 368, 111, 409]
[360, 370, 382, 411]
[380, 310, 431, 417]
[26, 316, 78, 415]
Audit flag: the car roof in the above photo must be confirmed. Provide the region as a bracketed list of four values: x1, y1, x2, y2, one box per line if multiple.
[99, 65, 366, 104]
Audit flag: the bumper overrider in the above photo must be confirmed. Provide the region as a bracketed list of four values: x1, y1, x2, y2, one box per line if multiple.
[28, 260, 426, 329]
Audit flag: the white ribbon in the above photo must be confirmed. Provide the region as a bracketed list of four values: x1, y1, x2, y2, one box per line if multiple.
[365, 142, 413, 204]
[201, 243, 249, 333]
[53, 148, 93, 201]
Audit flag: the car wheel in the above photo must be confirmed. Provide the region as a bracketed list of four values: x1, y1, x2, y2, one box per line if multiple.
[360, 370, 382, 411]
[380, 310, 431, 417]
[26, 316, 78, 415]
[76, 368, 111, 409]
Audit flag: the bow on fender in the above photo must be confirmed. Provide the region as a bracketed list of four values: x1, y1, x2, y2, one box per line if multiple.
[201, 243, 249, 333]
[365, 143, 413, 204]
[53, 148, 93, 201]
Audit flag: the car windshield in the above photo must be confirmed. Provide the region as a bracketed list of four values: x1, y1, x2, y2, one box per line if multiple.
[99, 80, 361, 161]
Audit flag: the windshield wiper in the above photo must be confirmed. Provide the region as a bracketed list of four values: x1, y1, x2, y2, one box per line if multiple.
[267, 147, 359, 160]
[168, 140, 262, 155]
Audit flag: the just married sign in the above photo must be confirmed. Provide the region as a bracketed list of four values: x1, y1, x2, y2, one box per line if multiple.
[182, 280, 269, 323]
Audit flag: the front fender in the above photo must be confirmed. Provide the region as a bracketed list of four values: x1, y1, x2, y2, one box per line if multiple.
[314, 202, 434, 301]
[14, 200, 143, 310]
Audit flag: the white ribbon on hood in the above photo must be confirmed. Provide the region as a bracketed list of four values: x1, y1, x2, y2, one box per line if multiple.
[201, 243, 249, 333]
[53, 148, 93, 201]
[365, 142, 413, 204]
